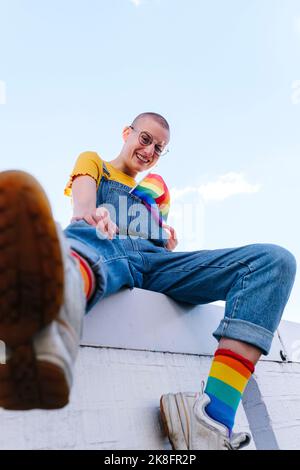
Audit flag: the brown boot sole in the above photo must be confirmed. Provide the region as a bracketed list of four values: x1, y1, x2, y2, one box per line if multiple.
[0, 344, 69, 410]
[0, 170, 68, 409]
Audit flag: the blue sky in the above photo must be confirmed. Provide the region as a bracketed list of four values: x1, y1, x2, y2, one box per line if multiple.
[1, 0, 300, 322]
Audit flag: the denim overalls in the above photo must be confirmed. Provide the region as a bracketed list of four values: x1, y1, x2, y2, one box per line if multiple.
[64, 163, 297, 356]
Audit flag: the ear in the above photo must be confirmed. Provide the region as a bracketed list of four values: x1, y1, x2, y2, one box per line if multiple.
[122, 126, 131, 142]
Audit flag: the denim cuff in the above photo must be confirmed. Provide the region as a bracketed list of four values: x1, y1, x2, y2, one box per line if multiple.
[212, 318, 274, 356]
[65, 238, 107, 313]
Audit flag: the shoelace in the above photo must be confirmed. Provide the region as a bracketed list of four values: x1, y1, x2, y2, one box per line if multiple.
[224, 439, 240, 450]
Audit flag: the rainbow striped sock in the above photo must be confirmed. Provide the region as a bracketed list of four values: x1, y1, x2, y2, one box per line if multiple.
[70, 249, 96, 301]
[204, 349, 255, 434]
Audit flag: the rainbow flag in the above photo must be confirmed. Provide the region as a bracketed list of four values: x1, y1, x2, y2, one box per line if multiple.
[129, 173, 170, 226]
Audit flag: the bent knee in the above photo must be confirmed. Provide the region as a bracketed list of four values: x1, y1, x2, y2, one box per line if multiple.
[259, 243, 297, 279]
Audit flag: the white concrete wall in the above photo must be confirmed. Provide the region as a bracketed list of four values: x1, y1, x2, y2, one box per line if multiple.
[0, 288, 299, 450]
[253, 361, 300, 449]
[0, 347, 255, 450]
[81, 288, 286, 362]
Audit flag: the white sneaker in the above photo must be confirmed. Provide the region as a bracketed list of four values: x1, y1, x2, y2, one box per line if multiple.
[0, 171, 86, 410]
[160, 389, 251, 450]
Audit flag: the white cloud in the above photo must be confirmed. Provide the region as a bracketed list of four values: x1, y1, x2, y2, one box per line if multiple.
[170, 186, 201, 202]
[130, 0, 142, 6]
[129, 0, 162, 8]
[199, 172, 261, 202]
[168, 173, 260, 251]
[170, 172, 261, 203]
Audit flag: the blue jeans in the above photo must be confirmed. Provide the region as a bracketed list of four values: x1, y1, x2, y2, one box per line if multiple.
[64, 220, 297, 356]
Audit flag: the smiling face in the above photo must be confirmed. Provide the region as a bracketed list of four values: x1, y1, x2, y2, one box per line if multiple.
[121, 116, 170, 174]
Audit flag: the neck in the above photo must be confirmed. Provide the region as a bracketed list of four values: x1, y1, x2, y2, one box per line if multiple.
[109, 153, 138, 178]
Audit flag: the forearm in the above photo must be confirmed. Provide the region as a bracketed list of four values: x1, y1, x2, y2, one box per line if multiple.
[71, 175, 118, 237]
[71, 175, 97, 217]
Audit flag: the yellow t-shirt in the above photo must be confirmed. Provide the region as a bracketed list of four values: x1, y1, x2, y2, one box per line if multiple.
[64, 151, 136, 197]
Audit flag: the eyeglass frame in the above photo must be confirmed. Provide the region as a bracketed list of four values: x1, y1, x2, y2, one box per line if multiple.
[129, 125, 169, 157]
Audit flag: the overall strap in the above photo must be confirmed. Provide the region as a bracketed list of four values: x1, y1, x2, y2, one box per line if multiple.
[102, 161, 110, 177]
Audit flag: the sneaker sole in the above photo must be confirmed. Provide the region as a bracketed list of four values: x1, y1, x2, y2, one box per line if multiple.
[160, 393, 189, 450]
[0, 170, 69, 409]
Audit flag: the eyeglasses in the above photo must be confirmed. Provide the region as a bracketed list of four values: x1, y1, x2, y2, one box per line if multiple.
[129, 125, 169, 157]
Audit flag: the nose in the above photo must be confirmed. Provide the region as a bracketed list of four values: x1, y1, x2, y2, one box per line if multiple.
[143, 143, 155, 158]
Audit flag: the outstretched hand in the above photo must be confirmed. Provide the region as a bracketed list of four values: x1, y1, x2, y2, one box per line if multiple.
[163, 224, 178, 251]
[71, 208, 101, 227]
[71, 207, 119, 240]
[95, 207, 119, 240]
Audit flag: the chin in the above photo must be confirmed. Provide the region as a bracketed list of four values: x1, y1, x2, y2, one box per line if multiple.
[132, 160, 147, 171]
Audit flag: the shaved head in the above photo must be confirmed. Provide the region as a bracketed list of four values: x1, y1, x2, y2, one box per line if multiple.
[131, 112, 170, 132]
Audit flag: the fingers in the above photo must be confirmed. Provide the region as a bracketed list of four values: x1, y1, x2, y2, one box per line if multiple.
[96, 219, 106, 236]
[162, 225, 172, 239]
[95, 208, 119, 240]
[166, 239, 176, 251]
[83, 214, 98, 227]
[168, 225, 177, 239]
[105, 218, 118, 239]
[164, 225, 178, 250]
[166, 241, 178, 251]
[96, 206, 113, 222]
[107, 223, 117, 239]
[169, 226, 178, 244]
[70, 216, 81, 223]
[71, 208, 119, 239]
